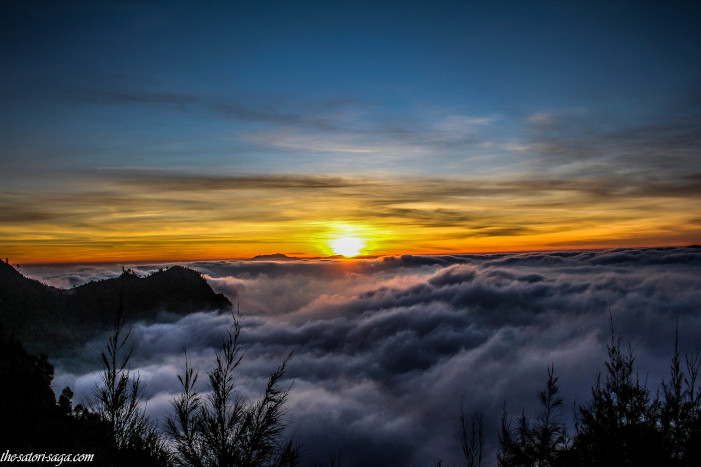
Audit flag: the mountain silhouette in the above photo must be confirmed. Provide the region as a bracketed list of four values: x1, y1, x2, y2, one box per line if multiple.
[250, 253, 297, 261]
[0, 261, 231, 357]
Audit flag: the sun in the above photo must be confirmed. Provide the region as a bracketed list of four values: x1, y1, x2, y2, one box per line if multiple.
[330, 236, 365, 257]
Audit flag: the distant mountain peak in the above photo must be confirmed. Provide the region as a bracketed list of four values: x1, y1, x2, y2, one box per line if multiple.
[250, 253, 297, 261]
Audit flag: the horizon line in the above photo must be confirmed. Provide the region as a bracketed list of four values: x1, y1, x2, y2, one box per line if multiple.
[10, 243, 699, 267]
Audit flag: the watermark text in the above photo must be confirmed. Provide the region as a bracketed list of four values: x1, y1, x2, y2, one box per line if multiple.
[0, 450, 94, 466]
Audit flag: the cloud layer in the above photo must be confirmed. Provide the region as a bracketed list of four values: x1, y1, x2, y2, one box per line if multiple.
[31, 247, 701, 466]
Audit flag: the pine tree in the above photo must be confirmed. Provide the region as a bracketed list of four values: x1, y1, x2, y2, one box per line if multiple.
[659, 326, 701, 466]
[167, 311, 300, 467]
[572, 318, 664, 467]
[91, 278, 171, 466]
[497, 365, 568, 467]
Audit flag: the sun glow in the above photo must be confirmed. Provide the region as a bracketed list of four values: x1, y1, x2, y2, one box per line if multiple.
[330, 236, 365, 257]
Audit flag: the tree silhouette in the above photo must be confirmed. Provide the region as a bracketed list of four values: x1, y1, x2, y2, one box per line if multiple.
[0, 324, 58, 449]
[461, 402, 485, 467]
[0, 325, 117, 461]
[491, 317, 701, 466]
[659, 327, 701, 466]
[572, 318, 665, 466]
[497, 365, 568, 467]
[167, 311, 300, 467]
[90, 279, 171, 466]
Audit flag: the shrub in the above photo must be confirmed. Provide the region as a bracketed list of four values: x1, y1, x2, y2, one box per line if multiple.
[167, 311, 300, 467]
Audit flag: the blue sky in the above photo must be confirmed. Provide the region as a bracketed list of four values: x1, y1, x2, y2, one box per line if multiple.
[2, 0, 700, 261]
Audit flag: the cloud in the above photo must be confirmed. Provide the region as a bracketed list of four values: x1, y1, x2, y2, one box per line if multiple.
[6, 82, 701, 263]
[525, 93, 701, 181]
[241, 109, 498, 166]
[42, 247, 701, 466]
[76, 88, 198, 110]
[67, 84, 502, 170]
[73, 86, 497, 151]
[73, 87, 330, 130]
[6, 168, 701, 264]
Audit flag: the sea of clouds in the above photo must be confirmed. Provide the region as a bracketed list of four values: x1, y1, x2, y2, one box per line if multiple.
[24, 247, 701, 466]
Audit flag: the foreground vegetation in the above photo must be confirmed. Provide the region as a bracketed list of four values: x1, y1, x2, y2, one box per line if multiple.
[2, 308, 700, 466]
[465, 318, 701, 467]
[0, 306, 298, 467]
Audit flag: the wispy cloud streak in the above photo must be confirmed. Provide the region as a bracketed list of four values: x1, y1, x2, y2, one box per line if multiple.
[2, 168, 700, 262]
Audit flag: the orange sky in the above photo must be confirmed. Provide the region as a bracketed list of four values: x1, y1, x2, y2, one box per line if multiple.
[2, 172, 699, 264]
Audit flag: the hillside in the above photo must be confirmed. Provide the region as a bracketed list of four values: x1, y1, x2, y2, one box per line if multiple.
[0, 261, 231, 356]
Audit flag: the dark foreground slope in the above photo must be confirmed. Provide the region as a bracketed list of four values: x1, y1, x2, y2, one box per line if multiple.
[0, 261, 231, 356]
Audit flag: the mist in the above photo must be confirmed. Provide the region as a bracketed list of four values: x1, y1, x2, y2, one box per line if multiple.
[26, 247, 701, 466]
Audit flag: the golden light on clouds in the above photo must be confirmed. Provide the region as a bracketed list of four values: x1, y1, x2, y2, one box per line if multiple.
[0, 171, 699, 263]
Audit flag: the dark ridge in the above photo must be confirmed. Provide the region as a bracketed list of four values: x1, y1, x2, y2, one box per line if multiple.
[0, 261, 231, 357]
[250, 253, 297, 261]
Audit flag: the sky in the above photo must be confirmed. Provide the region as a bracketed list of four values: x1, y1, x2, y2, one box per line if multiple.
[23, 247, 701, 465]
[2, 0, 701, 262]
